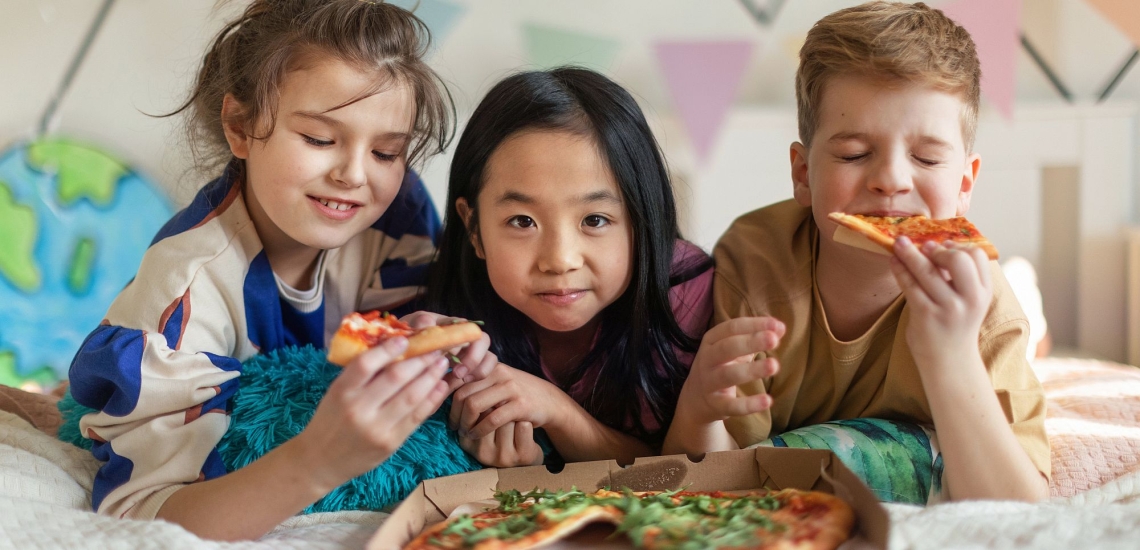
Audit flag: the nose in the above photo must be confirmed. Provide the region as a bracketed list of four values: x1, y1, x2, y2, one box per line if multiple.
[868, 150, 913, 197]
[332, 150, 367, 189]
[537, 226, 584, 275]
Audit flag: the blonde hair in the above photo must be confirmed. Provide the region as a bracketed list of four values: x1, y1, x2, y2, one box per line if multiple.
[169, 0, 454, 174]
[795, 1, 980, 150]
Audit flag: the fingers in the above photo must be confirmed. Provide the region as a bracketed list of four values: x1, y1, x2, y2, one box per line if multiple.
[389, 367, 450, 436]
[452, 334, 494, 381]
[360, 352, 446, 406]
[892, 237, 955, 305]
[493, 422, 515, 456]
[468, 400, 523, 439]
[336, 337, 409, 389]
[515, 422, 543, 465]
[707, 357, 780, 390]
[706, 316, 787, 343]
[708, 392, 773, 417]
[449, 375, 497, 428]
[700, 330, 782, 369]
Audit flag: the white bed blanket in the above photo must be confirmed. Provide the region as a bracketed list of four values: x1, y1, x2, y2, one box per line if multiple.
[3, 409, 1140, 549]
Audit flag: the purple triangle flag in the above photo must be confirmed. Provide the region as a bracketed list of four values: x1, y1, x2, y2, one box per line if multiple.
[654, 41, 754, 164]
[941, 0, 1023, 120]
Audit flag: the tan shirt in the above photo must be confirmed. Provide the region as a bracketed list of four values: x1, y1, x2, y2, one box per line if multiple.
[712, 199, 1051, 478]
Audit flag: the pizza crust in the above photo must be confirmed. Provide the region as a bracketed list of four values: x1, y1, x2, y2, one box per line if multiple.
[832, 225, 892, 256]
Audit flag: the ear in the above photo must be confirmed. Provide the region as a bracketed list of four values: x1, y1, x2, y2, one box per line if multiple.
[455, 197, 485, 259]
[221, 94, 252, 159]
[790, 142, 812, 208]
[956, 151, 981, 216]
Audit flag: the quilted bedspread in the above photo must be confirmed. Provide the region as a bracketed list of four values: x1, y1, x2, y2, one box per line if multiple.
[1, 355, 1139, 549]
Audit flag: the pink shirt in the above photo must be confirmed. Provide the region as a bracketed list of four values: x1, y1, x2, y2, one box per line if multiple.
[539, 240, 714, 434]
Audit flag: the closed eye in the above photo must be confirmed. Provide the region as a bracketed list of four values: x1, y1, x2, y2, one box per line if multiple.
[373, 151, 398, 162]
[839, 153, 868, 162]
[301, 134, 333, 147]
[913, 155, 941, 166]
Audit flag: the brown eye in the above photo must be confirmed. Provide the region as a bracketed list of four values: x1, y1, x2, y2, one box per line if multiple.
[583, 215, 610, 228]
[508, 215, 535, 229]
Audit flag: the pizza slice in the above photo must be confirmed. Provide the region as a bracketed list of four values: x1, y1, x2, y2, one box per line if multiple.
[828, 212, 999, 260]
[621, 489, 854, 550]
[326, 310, 483, 367]
[403, 488, 625, 550]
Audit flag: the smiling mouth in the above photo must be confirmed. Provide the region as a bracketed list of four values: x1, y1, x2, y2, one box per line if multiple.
[311, 196, 360, 211]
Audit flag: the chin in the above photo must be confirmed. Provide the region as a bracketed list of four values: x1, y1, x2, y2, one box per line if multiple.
[531, 315, 591, 334]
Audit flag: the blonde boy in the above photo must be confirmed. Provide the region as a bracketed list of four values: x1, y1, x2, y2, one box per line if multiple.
[664, 1, 1049, 501]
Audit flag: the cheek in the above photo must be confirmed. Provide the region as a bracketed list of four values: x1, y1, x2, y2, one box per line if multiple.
[482, 239, 529, 294]
[601, 232, 635, 296]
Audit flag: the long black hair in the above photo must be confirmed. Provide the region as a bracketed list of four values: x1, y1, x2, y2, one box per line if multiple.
[426, 67, 710, 443]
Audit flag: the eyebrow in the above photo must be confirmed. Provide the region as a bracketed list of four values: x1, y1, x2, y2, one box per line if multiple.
[827, 131, 953, 150]
[494, 189, 623, 206]
[292, 111, 410, 140]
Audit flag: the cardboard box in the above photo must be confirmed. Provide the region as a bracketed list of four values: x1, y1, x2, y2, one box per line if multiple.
[368, 447, 889, 549]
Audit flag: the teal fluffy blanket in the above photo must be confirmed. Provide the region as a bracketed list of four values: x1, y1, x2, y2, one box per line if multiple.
[59, 345, 484, 513]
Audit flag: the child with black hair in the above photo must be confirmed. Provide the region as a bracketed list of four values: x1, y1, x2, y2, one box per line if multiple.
[426, 67, 713, 467]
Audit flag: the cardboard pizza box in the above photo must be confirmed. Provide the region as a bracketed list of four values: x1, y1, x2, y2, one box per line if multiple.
[367, 446, 889, 550]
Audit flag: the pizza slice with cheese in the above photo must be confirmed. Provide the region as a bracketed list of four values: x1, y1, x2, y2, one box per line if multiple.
[326, 310, 483, 366]
[828, 212, 999, 260]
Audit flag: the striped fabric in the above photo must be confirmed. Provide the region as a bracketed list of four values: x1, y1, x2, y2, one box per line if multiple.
[67, 160, 439, 520]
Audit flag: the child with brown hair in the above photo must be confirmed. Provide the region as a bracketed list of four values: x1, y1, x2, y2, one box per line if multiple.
[665, 1, 1050, 501]
[66, 0, 496, 540]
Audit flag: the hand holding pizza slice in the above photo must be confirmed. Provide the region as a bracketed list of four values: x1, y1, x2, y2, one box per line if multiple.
[827, 212, 999, 260]
[327, 310, 484, 367]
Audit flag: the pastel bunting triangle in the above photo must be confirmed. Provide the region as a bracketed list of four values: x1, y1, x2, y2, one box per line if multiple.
[522, 23, 621, 71]
[941, 0, 1023, 120]
[1084, 0, 1140, 48]
[654, 40, 753, 164]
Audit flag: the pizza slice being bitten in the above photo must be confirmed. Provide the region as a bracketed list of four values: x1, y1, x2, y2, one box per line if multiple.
[326, 310, 484, 367]
[827, 212, 999, 260]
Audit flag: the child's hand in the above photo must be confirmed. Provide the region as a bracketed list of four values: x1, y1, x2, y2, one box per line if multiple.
[890, 237, 993, 364]
[457, 421, 545, 467]
[676, 317, 784, 425]
[400, 311, 498, 390]
[297, 338, 450, 490]
[449, 363, 570, 440]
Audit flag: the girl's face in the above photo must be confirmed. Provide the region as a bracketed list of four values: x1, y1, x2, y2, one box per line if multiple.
[463, 130, 634, 335]
[223, 57, 414, 257]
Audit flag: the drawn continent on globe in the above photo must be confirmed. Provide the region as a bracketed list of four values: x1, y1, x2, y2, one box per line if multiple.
[0, 138, 171, 388]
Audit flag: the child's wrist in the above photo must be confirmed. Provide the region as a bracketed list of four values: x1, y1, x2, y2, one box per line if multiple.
[279, 435, 348, 497]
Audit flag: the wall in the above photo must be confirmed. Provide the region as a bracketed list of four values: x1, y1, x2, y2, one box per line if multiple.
[3, 0, 1139, 360]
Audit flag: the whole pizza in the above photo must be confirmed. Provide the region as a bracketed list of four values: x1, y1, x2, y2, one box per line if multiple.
[403, 486, 855, 550]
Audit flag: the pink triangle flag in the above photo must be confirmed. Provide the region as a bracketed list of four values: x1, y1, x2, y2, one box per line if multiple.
[941, 0, 1023, 120]
[654, 41, 753, 164]
[1085, 0, 1140, 48]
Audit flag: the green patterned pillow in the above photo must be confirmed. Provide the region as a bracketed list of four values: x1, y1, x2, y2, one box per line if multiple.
[756, 418, 943, 504]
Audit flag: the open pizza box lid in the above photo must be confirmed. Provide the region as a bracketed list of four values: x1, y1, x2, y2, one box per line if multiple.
[367, 446, 889, 549]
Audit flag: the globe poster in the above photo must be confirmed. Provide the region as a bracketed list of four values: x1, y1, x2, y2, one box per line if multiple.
[0, 138, 171, 390]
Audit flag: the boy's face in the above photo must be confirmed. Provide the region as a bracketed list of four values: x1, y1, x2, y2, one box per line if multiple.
[791, 74, 981, 247]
